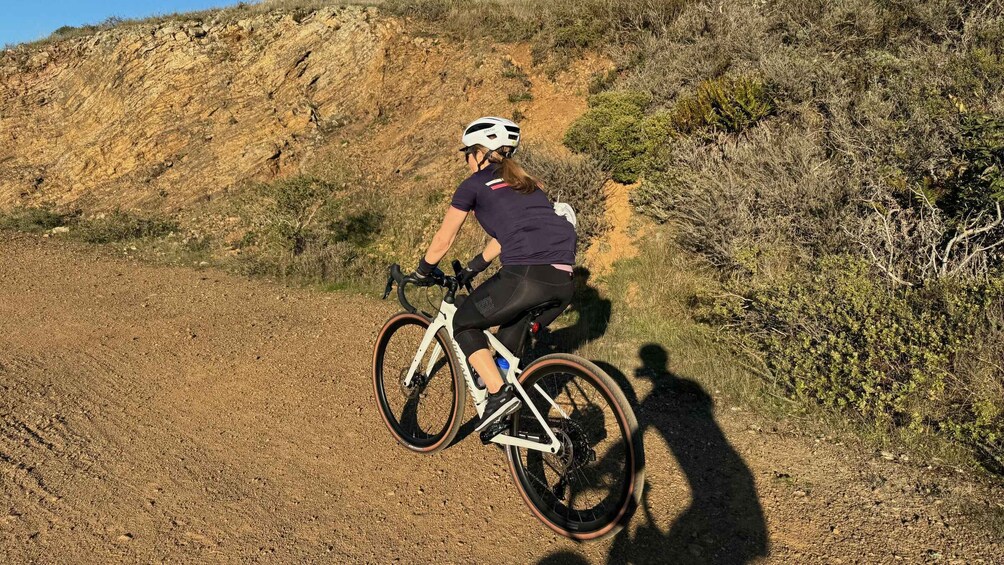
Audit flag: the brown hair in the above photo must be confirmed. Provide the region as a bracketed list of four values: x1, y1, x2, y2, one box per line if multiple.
[476, 145, 541, 195]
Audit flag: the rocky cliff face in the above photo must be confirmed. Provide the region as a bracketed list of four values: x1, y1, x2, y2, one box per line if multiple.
[0, 5, 603, 213]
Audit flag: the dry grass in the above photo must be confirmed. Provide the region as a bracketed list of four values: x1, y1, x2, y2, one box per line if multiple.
[384, 0, 685, 66]
[563, 229, 779, 412]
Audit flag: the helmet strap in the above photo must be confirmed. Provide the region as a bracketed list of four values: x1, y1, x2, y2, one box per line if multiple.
[477, 149, 496, 170]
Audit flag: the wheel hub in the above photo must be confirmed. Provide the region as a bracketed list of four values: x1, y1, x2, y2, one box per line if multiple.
[546, 418, 596, 476]
[548, 428, 575, 473]
[398, 368, 427, 399]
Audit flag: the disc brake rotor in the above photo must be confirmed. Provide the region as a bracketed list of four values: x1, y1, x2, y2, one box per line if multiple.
[545, 418, 596, 477]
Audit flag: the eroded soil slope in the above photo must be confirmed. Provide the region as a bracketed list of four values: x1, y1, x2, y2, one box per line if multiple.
[1, 233, 1001, 563]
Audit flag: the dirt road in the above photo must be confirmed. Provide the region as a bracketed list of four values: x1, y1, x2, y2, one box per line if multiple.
[1, 233, 1000, 563]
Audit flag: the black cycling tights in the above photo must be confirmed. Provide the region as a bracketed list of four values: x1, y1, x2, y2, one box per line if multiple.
[454, 265, 574, 359]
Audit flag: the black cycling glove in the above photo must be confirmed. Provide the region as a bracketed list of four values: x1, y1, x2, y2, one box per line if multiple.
[410, 258, 441, 286]
[457, 253, 492, 288]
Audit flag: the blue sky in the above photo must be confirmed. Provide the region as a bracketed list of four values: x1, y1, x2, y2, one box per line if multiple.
[0, 1, 241, 47]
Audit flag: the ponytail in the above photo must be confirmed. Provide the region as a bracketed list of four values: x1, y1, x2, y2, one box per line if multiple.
[499, 157, 541, 194]
[479, 145, 541, 194]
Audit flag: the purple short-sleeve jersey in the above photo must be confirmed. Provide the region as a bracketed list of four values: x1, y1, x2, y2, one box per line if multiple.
[450, 166, 576, 266]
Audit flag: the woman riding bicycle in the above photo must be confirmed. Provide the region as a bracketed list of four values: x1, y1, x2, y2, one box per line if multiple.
[408, 116, 577, 440]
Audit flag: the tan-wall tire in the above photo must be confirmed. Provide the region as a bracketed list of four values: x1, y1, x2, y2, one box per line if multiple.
[505, 353, 645, 540]
[373, 311, 467, 454]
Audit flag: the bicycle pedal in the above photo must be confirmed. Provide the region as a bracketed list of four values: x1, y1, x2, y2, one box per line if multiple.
[479, 419, 510, 445]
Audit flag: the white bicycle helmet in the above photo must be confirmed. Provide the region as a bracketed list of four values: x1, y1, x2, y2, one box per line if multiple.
[460, 116, 521, 155]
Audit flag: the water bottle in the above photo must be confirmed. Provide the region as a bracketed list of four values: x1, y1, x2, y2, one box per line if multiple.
[475, 356, 509, 390]
[496, 356, 510, 379]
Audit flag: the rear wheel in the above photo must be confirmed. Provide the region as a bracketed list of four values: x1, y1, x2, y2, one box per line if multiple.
[506, 354, 644, 540]
[373, 312, 466, 453]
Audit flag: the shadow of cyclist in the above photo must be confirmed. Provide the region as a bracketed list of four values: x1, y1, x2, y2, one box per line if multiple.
[538, 343, 768, 564]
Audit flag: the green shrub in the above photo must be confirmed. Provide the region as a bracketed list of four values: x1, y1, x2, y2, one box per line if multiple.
[563, 91, 673, 183]
[0, 205, 76, 233]
[236, 175, 386, 285]
[74, 210, 178, 243]
[551, 15, 608, 50]
[0, 205, 176, 243]
[507, 91, 533, 103]
[565, 78, 772, 183]
[588, 68, 619, 95]
[238, 175, 341, 258]
[936, 113, 1004, 220]
[704, 255, 1004, 470]
[670, 75, 775, 135]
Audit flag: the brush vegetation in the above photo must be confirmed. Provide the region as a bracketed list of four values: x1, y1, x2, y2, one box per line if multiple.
[233, 175, 388, 287]
[555, 0, 1004, 473]
[391, 0, 1004, 474]
[0, 206, 177, 243]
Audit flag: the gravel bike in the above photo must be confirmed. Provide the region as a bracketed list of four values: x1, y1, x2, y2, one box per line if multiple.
[373, 261, 644, 540]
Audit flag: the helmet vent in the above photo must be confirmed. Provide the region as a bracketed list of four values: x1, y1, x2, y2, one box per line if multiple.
[465, 123, 495, 135]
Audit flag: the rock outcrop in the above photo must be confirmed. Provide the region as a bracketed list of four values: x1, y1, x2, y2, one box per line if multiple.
[1, 7, 391, 209]
[0, 6, 605, 213]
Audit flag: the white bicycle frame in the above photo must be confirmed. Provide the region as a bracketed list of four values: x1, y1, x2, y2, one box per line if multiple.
[401, 299, 565, 454]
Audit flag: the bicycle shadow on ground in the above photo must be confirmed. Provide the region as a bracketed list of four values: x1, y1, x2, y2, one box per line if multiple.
[449, 267, 612, 447]
[539, 344, 769, 565]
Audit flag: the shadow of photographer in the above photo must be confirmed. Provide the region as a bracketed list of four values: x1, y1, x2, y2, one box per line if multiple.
[538, 344, 768, 564]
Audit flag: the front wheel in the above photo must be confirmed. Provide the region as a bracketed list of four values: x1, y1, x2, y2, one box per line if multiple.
[506, 354, 644, 540]
[373, 312, 466, 453]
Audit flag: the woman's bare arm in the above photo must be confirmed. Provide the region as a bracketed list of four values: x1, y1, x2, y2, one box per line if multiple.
[423, 206, 469, 265]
